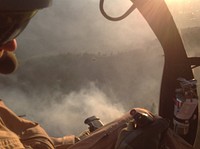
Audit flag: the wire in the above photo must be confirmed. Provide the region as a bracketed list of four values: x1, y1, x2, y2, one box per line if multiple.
[99, 0, 136, 21]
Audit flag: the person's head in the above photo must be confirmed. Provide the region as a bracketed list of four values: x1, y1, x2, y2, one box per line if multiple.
[0, 0, 52, 74]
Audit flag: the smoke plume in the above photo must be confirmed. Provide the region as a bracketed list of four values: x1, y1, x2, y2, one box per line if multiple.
[1, 82, 125, 137]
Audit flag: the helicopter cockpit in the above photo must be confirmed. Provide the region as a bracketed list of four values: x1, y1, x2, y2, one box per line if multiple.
[0, 0, 199, 148]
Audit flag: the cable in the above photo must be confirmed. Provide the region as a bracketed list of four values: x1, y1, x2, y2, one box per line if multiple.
[99, 0, 136, 21]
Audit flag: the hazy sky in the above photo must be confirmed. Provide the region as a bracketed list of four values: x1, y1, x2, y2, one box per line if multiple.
[166, 0, 200, 27]
[15, 0, 200, 60]
[16, 0, 158, 60]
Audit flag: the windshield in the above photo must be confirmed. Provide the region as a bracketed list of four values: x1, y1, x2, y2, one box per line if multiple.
[0, 0, 199, 141]
[166, 0, 200, 55]
[166, 0, 200, 147]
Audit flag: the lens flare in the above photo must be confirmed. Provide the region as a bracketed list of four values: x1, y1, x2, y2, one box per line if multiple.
[165, 0, 190, 3]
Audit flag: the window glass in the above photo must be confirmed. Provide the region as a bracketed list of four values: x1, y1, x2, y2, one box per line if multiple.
[165, 0, 200, 147]
[1, 0, 199, 140]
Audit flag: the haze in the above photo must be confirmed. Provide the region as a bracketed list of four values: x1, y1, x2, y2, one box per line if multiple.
[0, 0, 200, 138]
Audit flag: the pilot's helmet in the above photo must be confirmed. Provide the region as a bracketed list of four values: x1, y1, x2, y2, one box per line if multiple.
[0, 0, 52, 46]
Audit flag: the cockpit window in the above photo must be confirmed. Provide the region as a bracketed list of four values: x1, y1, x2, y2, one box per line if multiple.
[1, 0, 200, 139]
[165, 0, 200, 56]
[165, 0, 200, 147]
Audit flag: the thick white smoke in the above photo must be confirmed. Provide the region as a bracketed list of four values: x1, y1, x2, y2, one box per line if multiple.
[1, 82, 125, 137]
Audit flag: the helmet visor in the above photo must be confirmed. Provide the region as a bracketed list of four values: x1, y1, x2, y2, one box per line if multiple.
[0, 10, 37, 46]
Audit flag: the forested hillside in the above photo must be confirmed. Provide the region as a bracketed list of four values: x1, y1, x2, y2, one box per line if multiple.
[0, 49, 163, 110]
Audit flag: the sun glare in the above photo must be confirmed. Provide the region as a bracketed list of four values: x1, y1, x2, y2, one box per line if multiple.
[165, 0, 190, 4]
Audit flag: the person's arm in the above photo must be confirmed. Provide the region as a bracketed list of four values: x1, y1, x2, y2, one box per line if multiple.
[51, 135, 77, 149]
[0, 100, 37, 135]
